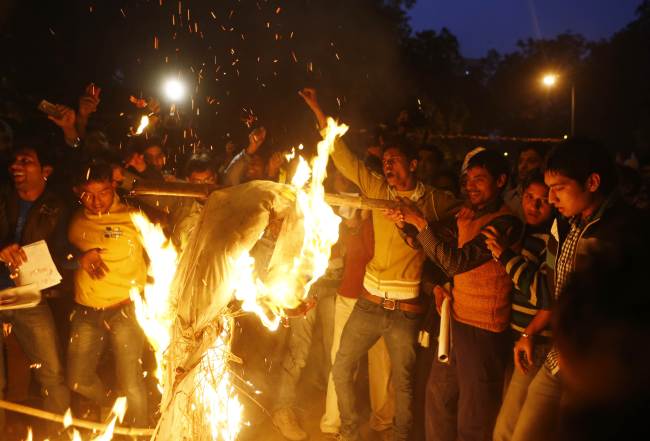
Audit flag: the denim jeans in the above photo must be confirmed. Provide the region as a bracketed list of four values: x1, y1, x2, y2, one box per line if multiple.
[0, 304, 70, 430]
[510, 365, 562, 441]
[332, 297, 420, 441]
[67, 303, 147, 427]
[274, 286, 336, 410]
[493, 339, 552, 441]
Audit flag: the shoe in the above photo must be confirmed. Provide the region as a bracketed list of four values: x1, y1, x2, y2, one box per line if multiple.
[272, 407, 308, 441]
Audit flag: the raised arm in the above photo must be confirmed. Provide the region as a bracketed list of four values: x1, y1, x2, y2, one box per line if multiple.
[299, 88, 384, 197]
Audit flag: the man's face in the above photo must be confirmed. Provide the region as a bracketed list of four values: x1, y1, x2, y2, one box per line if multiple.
[382, 147, 416, 190]
[9, 149, 51, 192]
[464, 166, 505, 208]
[112, 165, 125, 186]
[189, 169, 216, 184]
[518, 149, 543, 182]
[144, 145, 166, 171]
[79, 180, 115, 215]
[544, 171, 595, 218]
[246, 155, 265, 180]
[522, 182, 553, 226]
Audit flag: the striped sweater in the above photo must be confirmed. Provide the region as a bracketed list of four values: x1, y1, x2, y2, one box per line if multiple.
[330, 139, 459, 299]
[498, 226, 553, 337]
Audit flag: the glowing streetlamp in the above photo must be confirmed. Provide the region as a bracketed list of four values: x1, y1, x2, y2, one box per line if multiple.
[542, 73, 558, 88]
[540, 72, 575, 136]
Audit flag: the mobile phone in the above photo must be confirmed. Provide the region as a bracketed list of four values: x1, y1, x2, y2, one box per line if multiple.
[37, 100, 62, 119]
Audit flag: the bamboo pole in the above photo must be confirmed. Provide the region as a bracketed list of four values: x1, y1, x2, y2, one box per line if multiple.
[0, 399, 155, 436]
[129, 180, 398, 210]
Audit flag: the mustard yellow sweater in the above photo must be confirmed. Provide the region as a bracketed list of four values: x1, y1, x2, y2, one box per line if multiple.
[68, 197, 147, 308]
[331, 139, 459, 299]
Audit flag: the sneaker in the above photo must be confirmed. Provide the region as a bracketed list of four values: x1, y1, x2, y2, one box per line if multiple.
[272, 407, 308, 441]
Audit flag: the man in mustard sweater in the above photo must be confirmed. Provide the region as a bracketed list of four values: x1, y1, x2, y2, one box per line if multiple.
[67, 161, 148, 427]
[400, 149, 523, 441]
[300, 88, 460, 441]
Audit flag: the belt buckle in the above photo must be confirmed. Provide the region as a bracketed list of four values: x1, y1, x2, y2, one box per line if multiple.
[382, 298, 397, 311]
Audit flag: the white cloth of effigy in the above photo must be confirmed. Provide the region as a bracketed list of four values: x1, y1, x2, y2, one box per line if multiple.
[155, 180, 308, 441]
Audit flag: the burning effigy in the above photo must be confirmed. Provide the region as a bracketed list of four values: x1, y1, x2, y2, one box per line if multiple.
[130, 118, 348, 441]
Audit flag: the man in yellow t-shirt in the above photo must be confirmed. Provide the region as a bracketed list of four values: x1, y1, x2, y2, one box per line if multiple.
[67, 161, 148, 427]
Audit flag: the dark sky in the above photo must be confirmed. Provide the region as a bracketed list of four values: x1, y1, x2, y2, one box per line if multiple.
[409, 0, 641, 58]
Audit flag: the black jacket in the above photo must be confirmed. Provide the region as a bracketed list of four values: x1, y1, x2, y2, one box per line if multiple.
[0, 185, 72, 289]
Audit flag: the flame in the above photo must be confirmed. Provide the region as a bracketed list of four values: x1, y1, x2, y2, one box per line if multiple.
[88, 397, 127, 441]
[129, 117, 348, 440]
[63, 408, 73, 428]
[231, 118, 347, 328]
[26, 427, 32, 441]
[193, 320, 242, 441]
[129, 215, 178, 387]
[135, 115, 150, 135]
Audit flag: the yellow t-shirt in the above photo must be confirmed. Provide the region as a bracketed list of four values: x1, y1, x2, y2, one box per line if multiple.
[68, 198, 147, 308]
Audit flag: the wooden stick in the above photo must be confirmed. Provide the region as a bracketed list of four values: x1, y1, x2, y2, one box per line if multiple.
[0, 399, 155, 436]
[323, 193, 398, 210]
[130, 180, 220, 199]
[129, 180, 398, 210]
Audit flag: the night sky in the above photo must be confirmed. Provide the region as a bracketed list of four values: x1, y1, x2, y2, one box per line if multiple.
[409, 0, 641, 58]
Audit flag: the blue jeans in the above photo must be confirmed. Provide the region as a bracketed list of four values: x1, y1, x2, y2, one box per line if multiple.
[274, 286, 336, 410]
[0, 304, 70, 430]
[67, 303, 148, 427]
[494, 339, 551, 441]
[332, 297, 420, 441]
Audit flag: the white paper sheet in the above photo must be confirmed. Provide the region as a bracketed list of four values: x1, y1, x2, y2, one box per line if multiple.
[0, 284, 42, 310]
[437, 297, 452, 364]
[15, 240, 62, 290]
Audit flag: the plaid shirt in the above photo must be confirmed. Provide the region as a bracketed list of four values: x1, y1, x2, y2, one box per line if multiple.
[545, 218, 584, 375]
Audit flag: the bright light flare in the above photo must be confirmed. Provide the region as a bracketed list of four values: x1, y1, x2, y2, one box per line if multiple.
[63, 408, 73, 428]
[135, 115, 149, 135]
[542, 73, 558, 87]
[163, 78, 186, 101]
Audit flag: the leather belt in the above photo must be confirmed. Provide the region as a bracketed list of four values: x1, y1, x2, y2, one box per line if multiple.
[360, 290, 424, 314]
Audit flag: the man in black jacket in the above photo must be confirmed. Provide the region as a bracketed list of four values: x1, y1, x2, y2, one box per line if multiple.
[0, 135, 71, 433]
[502, 138, 644, 441]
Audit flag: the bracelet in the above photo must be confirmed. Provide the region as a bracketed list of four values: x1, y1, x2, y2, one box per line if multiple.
[521, 332, 531, 339]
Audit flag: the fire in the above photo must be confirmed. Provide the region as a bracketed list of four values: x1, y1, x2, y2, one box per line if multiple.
[89, 397, 127, 441]
[129, 117, 348, 440]
[231, 118, 347, 327]
[130, 214, 178, 387]
[135, 115, 150, 135]
[63, 408, 73, 428]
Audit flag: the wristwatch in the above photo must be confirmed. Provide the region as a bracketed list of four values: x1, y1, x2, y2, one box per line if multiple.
[70, 136, 82, 149]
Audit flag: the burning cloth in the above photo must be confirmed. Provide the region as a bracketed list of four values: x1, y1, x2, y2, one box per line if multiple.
[152, 179, 336, 441]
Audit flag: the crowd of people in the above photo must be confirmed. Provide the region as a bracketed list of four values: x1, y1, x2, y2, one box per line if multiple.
[0, 83, 649, 441]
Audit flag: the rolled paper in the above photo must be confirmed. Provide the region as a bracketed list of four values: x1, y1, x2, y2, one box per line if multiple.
[437, 296, 451, 364]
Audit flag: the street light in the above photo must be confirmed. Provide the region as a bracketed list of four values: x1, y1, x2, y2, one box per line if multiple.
[163, 78, 186, 102]
[542, 73, 558, 88]
[540, 73, 575, 137]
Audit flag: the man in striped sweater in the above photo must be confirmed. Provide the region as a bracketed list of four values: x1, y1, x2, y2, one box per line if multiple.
[485, 171, 555, 441]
